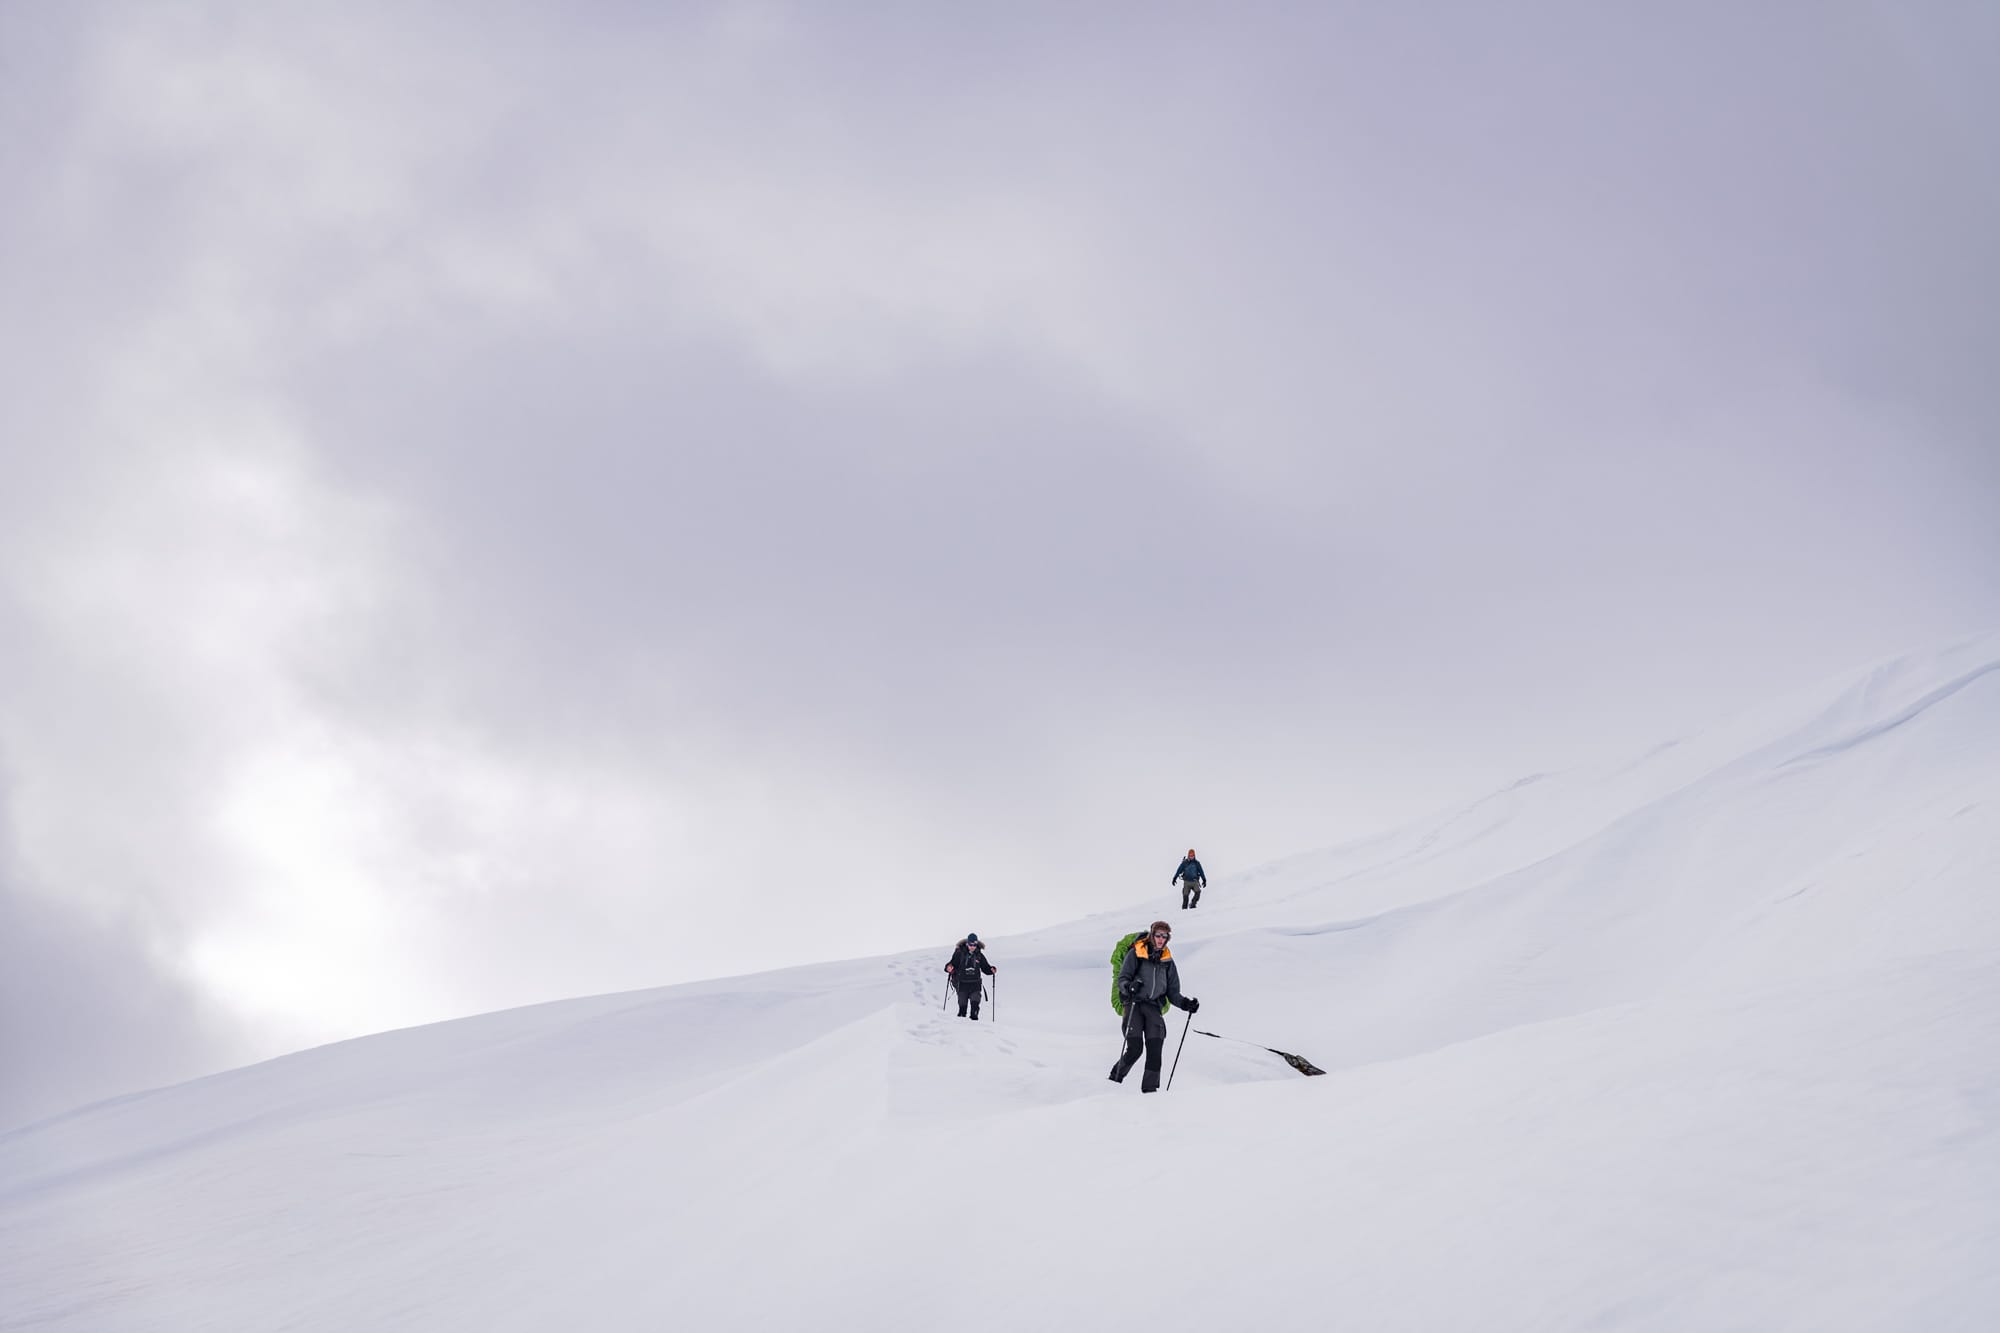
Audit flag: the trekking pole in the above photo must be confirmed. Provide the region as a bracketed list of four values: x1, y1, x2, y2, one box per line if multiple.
[1165, 1009, 1194, 1091]
[990, 973, 997, 1024]
[941, 973, 950, 1011]
[1191, 1029, 1326, 1076]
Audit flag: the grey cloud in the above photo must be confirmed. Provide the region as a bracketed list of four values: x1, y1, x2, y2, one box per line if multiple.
[0, 774, 244, 1133]
[0, 1, 1994, 1090]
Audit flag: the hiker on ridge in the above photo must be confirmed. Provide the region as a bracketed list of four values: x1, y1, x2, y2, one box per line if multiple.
[1174, 849, 1206, 909]
[944, 932, 996, 1020]
[1110, 920, 1198, 1092]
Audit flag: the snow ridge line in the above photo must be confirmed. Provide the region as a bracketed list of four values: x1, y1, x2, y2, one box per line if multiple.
[1782, 660, 2000, 768]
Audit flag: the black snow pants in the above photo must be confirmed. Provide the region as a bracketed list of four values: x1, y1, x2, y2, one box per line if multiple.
[1180, 880, 1202, 909]
[1110, 1002, 1168, 1092]
[955, 978, 984, 1020]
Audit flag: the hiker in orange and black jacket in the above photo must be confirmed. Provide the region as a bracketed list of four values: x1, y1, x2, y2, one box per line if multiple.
[1110, 920, 1199, 1092]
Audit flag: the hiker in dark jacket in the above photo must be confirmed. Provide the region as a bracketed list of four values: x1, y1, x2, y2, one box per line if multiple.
[944, 933, 996, 1020]
[1175, 849, 1206, 909]
[1110, 920, 1199, 1092]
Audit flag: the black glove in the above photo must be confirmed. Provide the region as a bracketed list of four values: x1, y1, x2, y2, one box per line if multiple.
[1119, 980, 1140, 999]
[1182, 997, 1200, 1014]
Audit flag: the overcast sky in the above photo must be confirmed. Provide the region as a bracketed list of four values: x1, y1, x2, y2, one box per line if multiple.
[2, 0, 1996, 1130]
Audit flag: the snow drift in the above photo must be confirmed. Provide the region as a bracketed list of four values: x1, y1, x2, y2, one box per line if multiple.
[4, 635, 1997, 1331]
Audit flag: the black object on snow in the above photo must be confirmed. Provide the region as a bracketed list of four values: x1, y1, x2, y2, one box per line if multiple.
[1192, 1028, 1326, 1077]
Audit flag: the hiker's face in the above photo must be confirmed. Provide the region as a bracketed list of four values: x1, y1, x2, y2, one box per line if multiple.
[1152, 931, 1170, 944]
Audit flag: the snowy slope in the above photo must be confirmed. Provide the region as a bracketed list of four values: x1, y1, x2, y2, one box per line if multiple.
[3, 635, 1997, 1332]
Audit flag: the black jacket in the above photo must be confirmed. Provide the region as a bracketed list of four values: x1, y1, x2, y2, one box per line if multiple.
[1174, 856, 1205, 887]
[1117, 939, 1191, 1011]
[946, 940, 993, 988]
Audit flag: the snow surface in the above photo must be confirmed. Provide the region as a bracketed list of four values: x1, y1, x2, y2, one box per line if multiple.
[4, 635, 1998, 1331]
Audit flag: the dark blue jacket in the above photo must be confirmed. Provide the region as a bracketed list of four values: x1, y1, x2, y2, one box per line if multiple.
[946, 940, 993, 988]
[1174, 856, 1205, 886]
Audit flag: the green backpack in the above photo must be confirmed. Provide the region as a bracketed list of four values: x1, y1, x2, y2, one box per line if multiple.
[1110, 931, 1171, 1017]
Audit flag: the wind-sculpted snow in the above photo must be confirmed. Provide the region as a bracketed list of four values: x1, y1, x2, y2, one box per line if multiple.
[2, 637, 1996, 1331]
[1782, 658, 2000, 767]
